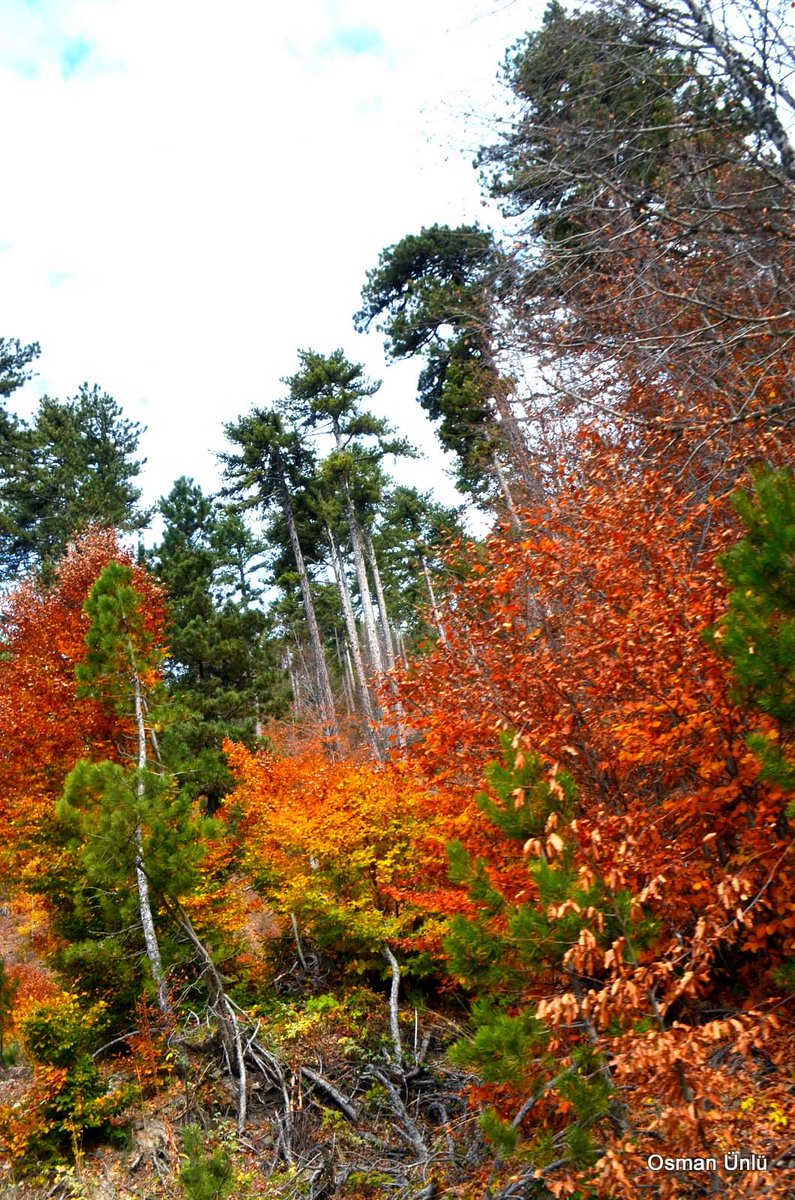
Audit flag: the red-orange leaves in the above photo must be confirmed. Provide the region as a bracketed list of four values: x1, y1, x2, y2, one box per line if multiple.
[0, 528, 165, 877]
[386, 444, 795, 1194]
[395, 455, 792, 962]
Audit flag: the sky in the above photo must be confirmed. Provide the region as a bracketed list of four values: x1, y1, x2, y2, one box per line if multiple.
[0, 0, 543, 520]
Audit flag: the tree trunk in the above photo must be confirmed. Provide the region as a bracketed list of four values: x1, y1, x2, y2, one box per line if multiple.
[328, 528, 376, 718]
[365, 532, 406, 747]
[281, 485, 338, 747]
[133, 671, 170, 1014]
[421, 556, 448, 646]
[636, 0, 795, 182]
[365, 533, 396, 670]
[342, 643, 357, 716]
[491, 453, 524, 533]
[344, 487, 384, 677]
[284, 648, 302, 717]
[327, 528, 382, 758]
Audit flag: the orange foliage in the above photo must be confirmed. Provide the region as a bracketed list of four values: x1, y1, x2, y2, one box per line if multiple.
[7, 963, 58, 1013]
[0, 527, 166, 879]
[225, 742, 434, 962]
[387, 439, 795, 1194]
[125, 999, 178, 1095]
[398, 445, 792, 956]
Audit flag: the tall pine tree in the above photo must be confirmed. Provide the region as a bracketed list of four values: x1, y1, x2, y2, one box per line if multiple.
[151, 477, 287, 808]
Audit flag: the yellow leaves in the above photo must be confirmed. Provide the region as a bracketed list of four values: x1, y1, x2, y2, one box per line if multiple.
[768, 1102, 788, 1128]
[227, 746, 434, 953]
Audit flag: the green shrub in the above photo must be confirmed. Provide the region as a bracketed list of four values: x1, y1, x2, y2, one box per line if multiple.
[179, 1123, 236, 1200]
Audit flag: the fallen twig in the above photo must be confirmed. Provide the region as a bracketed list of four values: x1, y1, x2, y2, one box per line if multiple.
[300, 1065, 358, 1122]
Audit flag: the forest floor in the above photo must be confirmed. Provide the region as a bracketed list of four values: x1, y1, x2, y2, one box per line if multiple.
[0, 906, 485, 1200]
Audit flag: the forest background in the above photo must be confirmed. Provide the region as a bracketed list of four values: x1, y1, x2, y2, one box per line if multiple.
[1, 1, 795, 1198]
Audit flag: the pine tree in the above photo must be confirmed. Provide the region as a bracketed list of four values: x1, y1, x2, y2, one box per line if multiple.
[371, 485, 464, 651]
[0, 336, 39, 399]
[355, 227, 528, 502]
[151, 478, 287, 808]
[283, 349, 414, 677]
[0, 337, 40, 572]
[222, 407, 339, 745]
[474, 0, 795, 461]
[447, 734, 652, 1173]
[714, 467, 795, 793]
[59, 562, 205, 1012]
[0, 385, 148, 579]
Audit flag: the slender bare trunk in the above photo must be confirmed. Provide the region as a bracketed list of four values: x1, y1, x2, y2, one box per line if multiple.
[492, 452, 523, 533]
[133, 672, 170, 1013]
[364, 533, 406, 747]
[328, 528, 377, 720]
[421, 556, 447, 645]
[345, 487, 384, 677]
[383, 945, 403, 1067]
[342, 644, 357, 716]
[365, 534, 395, 670]
[332, 631, 352, 715]
[285, 648, 302, 717]
[281, 486, 338, 747]
[330, 534, 383, 757]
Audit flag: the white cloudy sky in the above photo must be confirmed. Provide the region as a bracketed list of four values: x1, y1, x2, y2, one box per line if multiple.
[0, 0, 541, 515]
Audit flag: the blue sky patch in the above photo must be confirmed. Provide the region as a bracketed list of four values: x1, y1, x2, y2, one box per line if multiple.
[324, 25, 386, 58]
[61, 36, 92, 78]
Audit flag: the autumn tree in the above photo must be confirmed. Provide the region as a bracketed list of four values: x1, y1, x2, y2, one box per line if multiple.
[0, 529, 131, 874]
[226, 742, 432, 970]
[477, 0, 795, 479]
[390, 443, 795, 1194]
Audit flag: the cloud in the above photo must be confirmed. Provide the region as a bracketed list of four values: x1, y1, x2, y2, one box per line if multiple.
[0, 0, 541, 514]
